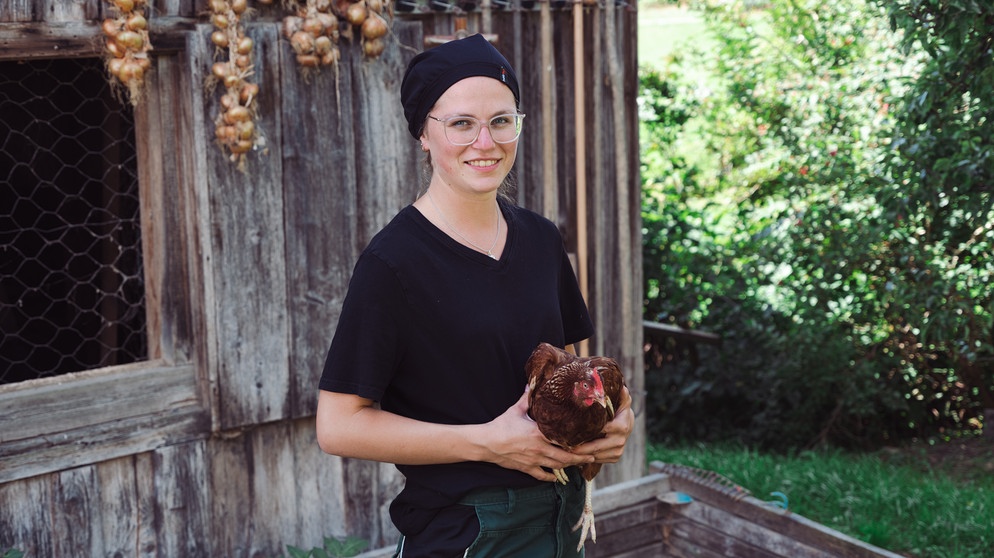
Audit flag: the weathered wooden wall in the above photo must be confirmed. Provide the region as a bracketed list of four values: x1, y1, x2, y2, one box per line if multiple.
[0, 0, 642, 555]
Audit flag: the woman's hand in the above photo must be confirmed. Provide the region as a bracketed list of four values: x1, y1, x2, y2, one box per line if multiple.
[572, 385, 635, 464]
[478, 390, 595, 482]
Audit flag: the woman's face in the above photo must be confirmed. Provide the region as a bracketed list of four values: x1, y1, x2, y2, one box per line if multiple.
[421, 76, 519, 196]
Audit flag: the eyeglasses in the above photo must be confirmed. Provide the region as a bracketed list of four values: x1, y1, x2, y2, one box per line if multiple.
[426, 113, 526, 146]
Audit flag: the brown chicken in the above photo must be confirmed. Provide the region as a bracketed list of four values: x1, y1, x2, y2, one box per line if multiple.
[524, 342, 626, 551]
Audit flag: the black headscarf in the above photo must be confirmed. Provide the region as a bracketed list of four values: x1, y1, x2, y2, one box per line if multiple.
[400, 33, 520, 140]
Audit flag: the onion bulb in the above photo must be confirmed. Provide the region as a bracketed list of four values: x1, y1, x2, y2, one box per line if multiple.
[302, 17, 324, 36]
[105, 38, 125, 58]
[102, 19, 121, 37]
[314, 35, 333, 55]
[229, 139, 254, 154]
[283, 16, 303, 38]
[220, 93, 238, 110]
[235, 120, 255, 140]
[125, 13, 147, 31]
[108, 57, 126, 76]
[115, 30, 144, 51]
[212, 62, 230, 80]
[209, 0, 227, 13]
[211, 13, 229, 29]
[345, 2, 367, 26]
[230, 0, 248, 14]
[366, 0, 383, 13]
[224, 105, 252, 124]
[290, 31, 316, 55]
[316, 13, 338, 34]
[363, 37, 385, 57]
[211, 30, 229, 48]
[361, 13, 387, 40]
[113, 0, 135, 11]
[239, 83, 259, 103]
[117, 60, 145, 82]
[236, 36, 254, 55]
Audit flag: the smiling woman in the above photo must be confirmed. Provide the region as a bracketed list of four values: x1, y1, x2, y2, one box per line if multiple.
[314, 33, 635, 558]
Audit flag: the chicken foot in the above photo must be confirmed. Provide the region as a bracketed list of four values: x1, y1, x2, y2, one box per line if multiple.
[571, 478, 596, 551]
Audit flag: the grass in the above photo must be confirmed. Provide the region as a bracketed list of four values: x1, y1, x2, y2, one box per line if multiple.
[638, 2, 711, 68]
[648, 442, 994, 558]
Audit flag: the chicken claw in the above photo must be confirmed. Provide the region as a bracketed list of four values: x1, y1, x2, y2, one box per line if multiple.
[553, 467, 570, 485]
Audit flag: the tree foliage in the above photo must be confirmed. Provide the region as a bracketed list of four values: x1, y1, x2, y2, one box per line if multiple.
[640, 0, 993, 450]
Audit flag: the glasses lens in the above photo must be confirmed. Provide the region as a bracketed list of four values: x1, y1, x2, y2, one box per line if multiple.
[489, 114, 523, 143]
[443, 117, 481, 145]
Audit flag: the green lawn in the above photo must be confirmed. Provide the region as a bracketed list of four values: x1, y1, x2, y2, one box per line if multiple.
[638, 2, 710, 68]
[649, 443, 994, 558]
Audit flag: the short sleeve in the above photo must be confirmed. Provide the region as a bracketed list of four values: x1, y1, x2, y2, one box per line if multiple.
[318, 253, 406, 401]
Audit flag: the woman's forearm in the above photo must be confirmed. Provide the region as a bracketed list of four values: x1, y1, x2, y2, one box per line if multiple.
[316, 389, 487, 465]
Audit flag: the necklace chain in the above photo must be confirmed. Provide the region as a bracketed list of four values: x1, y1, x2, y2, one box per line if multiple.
[426, 191, 501, 259]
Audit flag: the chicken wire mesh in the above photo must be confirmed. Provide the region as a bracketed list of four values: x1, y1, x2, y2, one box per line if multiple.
[0, 57, 147, 384]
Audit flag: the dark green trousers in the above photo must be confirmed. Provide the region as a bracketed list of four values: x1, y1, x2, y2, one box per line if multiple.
[394, 467, 587, 558]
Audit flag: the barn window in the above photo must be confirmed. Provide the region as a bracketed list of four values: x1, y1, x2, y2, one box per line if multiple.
[0, 58, 148, 384]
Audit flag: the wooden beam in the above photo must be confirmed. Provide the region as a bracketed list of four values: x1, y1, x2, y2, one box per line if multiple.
[643, 320, 723, 346]
[0, 18, 195, 61]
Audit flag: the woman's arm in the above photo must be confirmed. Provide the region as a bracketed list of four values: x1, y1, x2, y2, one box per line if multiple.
[316, 389, 594, 482]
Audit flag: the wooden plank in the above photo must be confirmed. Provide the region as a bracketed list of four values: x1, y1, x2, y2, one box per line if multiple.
[206, 432, 254, 556]
[0, 21, 100, 56]
[0, 474, 54, 557]
[0, 18, 193, 60]
[52, 465, 102, 556]
[349, 21, 423, 244]
[43, 0, 88, 22]
[134, 452, 158, 558]
[585, 503, 666, 557]
[135, 48, 169, 363]
[96, 456, 140, 557]
[0, 362, 197, 443]
[175, 23, 222, 432]
[0, 0, 41, 23]
[279, 19, 360, 419]
[208, 419, 342, 556]
[153, 441, 211, 557]
[246, 423, 299, 556]
[291, 417, 349, 547]
[662, 468, 905, 558]
[0, 363, 207, 483]
[200, 22, 292, 429]
[674, 500, 836, 558]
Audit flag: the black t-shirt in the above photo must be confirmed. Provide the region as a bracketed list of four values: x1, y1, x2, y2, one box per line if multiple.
[319, 199, 594, 537]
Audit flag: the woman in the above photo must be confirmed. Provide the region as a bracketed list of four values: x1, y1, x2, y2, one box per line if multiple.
[316, 33, 634, 557]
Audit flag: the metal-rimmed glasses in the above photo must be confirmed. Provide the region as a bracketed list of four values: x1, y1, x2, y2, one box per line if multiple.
[426, 113, 526, 146]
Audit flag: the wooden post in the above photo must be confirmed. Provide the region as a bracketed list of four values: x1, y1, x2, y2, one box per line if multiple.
[574, 1, 588, 356]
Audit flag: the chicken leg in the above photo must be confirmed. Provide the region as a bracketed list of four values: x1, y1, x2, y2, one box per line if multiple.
[572, 478, 596, 551]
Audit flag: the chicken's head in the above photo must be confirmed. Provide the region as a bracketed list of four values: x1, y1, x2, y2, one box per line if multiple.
[573, 367, 607, 409]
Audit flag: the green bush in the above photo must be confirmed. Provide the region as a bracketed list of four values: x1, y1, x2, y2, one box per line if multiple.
[640, 0, 993, 450]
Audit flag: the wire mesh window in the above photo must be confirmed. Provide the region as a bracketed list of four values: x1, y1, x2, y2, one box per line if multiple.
[0, 57, 147, 384]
